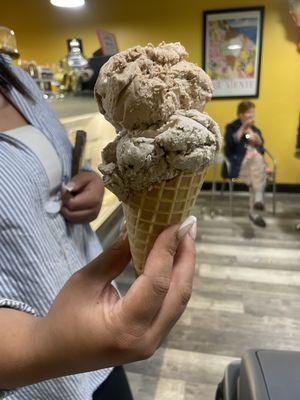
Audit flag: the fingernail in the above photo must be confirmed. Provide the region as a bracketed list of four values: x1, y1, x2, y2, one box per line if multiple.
[64, 182, 75, 192]
[189, 221, 197, 240]
[119, 219, 127, 241]
[177, 216, 197, 240]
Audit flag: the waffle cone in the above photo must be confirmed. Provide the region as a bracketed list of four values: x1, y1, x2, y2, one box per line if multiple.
[122, 168, 207, 276]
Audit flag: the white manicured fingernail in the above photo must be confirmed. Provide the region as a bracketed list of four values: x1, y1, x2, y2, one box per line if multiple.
[177, 216, 197, 240]
[190, 221, 197, 240]
[119, 219, 127, 240]
[64, 183, 75, 192]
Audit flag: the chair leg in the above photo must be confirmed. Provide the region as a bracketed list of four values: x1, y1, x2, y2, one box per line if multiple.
[220, 181, 225, 197]
[272, 177, 276, 215]
[210, 162, 217, 218]
[210, 180, 217, 218]
[229, 180, 234, 217]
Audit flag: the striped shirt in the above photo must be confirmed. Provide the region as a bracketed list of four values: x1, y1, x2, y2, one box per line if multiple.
[0, 64, 111, 399]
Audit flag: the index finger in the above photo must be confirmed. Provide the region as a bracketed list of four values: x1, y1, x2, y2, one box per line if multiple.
[64, 188, 99, 211]
[149, 232, 196, 340]
[120, 224, 179, 328]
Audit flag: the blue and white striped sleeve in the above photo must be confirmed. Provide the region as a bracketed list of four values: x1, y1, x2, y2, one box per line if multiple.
[0, 298, 37, 316]
[0, 389, 12, 399]
[0, 148, 38, 318]
[0, 161, 37, 400]
[0, 303, 35, 397]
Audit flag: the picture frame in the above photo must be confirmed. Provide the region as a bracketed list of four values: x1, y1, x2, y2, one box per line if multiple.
[203, 7, 264, 99]
[96, 29, 119, 56]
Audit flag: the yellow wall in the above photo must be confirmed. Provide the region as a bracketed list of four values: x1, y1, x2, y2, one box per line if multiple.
[2, 0, 300, 183]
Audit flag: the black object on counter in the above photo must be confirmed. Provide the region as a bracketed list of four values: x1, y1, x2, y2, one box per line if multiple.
[216, 349, 300, 400]
[81, 54, 111, 91]
[72, 130, 87, 177]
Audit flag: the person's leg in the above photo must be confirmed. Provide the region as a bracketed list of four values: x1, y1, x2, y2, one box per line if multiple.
[93, 367, 134, 400]
[239, 156, 254, 212]
[239, 155, 266, 228]
[248, 154, 267, 227]
[248, 184, 255, 214]
[249, 154, 267, 209]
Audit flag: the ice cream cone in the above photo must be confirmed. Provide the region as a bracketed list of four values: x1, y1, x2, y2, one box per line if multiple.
[122, 168, 207, 276]
[96, 43, 222, 278]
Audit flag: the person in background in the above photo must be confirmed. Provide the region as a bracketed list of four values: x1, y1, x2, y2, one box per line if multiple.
[0, 54, 197, 399]
[224, 101, 267, 227]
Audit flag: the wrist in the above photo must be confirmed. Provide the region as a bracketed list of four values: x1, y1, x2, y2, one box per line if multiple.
[32, 312, 106, 380]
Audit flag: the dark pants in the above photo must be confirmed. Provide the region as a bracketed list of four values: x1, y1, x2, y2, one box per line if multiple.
[93, 367, 134, 400]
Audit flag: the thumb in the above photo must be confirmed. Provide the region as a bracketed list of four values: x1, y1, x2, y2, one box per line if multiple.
[67, 172, 93, 192]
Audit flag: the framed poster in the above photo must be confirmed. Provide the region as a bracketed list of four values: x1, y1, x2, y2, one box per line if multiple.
[203, 7, 264, 98]
[96, 29, 119, 56]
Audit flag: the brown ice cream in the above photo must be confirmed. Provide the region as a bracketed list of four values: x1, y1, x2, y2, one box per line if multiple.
[95, 42, 213, 131]
[100, 109, 221, 201]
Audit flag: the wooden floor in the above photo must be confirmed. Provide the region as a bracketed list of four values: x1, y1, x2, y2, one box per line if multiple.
[116, 192, 300, 400]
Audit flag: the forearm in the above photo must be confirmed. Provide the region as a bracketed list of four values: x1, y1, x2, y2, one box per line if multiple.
[1, 252, 131, 390]
[0, 309, 52, 389]
[0, 307, 115, 390]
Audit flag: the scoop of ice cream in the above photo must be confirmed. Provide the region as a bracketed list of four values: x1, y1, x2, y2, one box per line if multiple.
[99, 109, 221, 201]
[95, 42, 213, 131]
